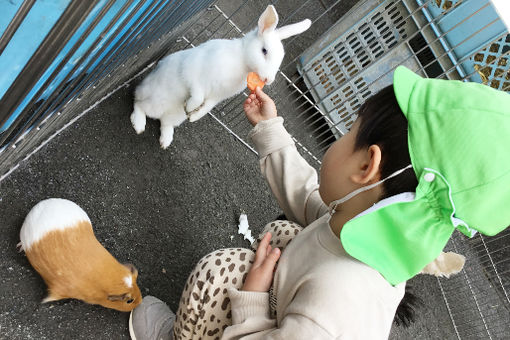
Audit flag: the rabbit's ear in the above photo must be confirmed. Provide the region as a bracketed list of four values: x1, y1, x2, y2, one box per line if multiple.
[258, 5, 279, 35]
[276, 19, 312, 40]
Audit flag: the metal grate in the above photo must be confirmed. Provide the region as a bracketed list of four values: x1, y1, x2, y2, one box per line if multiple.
[439, 229, 510, 339]
[298, 1, 417, 136]
[434, 0, 463, 11]
[473, 34, 510, 91]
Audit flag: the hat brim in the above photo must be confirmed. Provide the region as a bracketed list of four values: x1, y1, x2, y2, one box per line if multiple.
[393, 66, 422, 117]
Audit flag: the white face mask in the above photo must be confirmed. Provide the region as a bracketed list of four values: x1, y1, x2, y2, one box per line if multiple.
[328, 164, 413, 215]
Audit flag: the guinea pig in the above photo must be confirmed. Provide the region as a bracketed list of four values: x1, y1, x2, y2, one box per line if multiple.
[18, 198, 142, 312]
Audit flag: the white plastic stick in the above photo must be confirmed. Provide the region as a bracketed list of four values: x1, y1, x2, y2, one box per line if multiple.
[238, 213, 255, 244]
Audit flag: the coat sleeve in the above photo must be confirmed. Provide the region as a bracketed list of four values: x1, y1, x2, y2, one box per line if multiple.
[248, 117, 328, 226]
[222, 288, 334, 340]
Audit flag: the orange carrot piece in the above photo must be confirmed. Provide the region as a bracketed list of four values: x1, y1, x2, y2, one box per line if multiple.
[247, 72, 265, 92]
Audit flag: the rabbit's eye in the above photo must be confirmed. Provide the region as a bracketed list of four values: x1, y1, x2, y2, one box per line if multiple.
[126, 298, 134, 304]
[262, 47, 268, 55]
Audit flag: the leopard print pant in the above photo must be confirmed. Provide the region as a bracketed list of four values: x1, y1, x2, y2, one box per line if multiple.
[173, 220, 303, 339]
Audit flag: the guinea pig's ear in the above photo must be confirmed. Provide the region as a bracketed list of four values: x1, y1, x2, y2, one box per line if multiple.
[258, 5, 278, 36]
[107, 293, 127, 302]
[123, 263, 138, 277]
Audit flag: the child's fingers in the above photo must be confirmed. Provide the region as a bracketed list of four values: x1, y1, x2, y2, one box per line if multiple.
[254, 233, 272, 265]
[255, 87, 271, 103]
[266, 243, 272, 257]
[261, 247, 280, 273]
[244, 99, 256, 113]
[244, 97, 259, 110]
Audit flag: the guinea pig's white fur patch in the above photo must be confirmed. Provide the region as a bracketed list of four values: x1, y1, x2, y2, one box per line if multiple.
[123, 275, 133, 288]
[20, 198, 90, 250]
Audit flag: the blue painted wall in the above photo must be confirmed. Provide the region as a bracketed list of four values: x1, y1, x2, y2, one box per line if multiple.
[0, 0, 213, 135]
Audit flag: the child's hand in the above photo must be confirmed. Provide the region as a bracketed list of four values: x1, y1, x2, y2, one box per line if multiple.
[242, 232, 281, 292]
[243, 87, 277, 126]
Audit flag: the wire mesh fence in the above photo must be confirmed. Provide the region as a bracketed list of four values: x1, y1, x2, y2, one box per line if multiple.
[0, 0, 509, 338]
[439, 230, 510, 339]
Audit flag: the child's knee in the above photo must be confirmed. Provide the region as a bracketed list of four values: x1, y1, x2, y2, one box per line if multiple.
[253, 220, 303, 251]
[190, 248, 254, 290]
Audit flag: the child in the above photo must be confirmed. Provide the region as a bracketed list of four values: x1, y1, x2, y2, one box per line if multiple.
[129, 66, 510, 339]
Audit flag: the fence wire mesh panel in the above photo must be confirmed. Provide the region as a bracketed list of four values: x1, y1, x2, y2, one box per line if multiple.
[0, 0, 215, 179]
[1, 0, 509, 338]
[440, 230, 510, 339]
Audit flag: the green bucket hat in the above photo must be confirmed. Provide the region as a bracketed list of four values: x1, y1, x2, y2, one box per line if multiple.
[340, 66, 510, 285]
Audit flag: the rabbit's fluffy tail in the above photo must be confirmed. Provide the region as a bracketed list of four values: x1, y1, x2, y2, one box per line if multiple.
[130, 103, 146, 134]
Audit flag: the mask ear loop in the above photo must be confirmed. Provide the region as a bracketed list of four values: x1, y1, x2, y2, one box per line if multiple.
[328, 164, 414, 215]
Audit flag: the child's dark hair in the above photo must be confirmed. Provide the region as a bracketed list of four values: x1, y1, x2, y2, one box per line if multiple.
[394, 284, 423, 327]
[354, 84, 418, 199]
[354, 85, 422, 327]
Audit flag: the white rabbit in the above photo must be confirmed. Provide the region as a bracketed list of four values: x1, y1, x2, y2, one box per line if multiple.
[131, 5, 311, 148]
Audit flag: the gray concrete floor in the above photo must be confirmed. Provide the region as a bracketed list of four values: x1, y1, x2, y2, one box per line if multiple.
[2, 0, 508, 339]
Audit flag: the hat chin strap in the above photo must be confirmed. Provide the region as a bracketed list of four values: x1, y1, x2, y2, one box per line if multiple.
[328, 164, 413, 215]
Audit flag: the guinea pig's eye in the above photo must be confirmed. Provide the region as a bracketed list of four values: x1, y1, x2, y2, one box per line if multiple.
[262, 47, 268, 55]
[127, 298, 134, 304]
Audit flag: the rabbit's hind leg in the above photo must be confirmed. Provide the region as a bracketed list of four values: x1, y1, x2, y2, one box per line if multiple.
[188, 99, 217, 123]
[130, 103, 146, 134]
[159, 108, 187, 149]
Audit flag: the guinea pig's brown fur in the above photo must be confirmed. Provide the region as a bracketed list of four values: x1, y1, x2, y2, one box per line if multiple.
[19, 199, 142, 312]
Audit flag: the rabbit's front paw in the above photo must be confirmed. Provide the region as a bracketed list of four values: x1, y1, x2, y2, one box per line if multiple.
[186, 96, 204, 114]
[188, 111, 202, 122]
[188, 100, 215, 122]
[131, 112, 146, 134]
